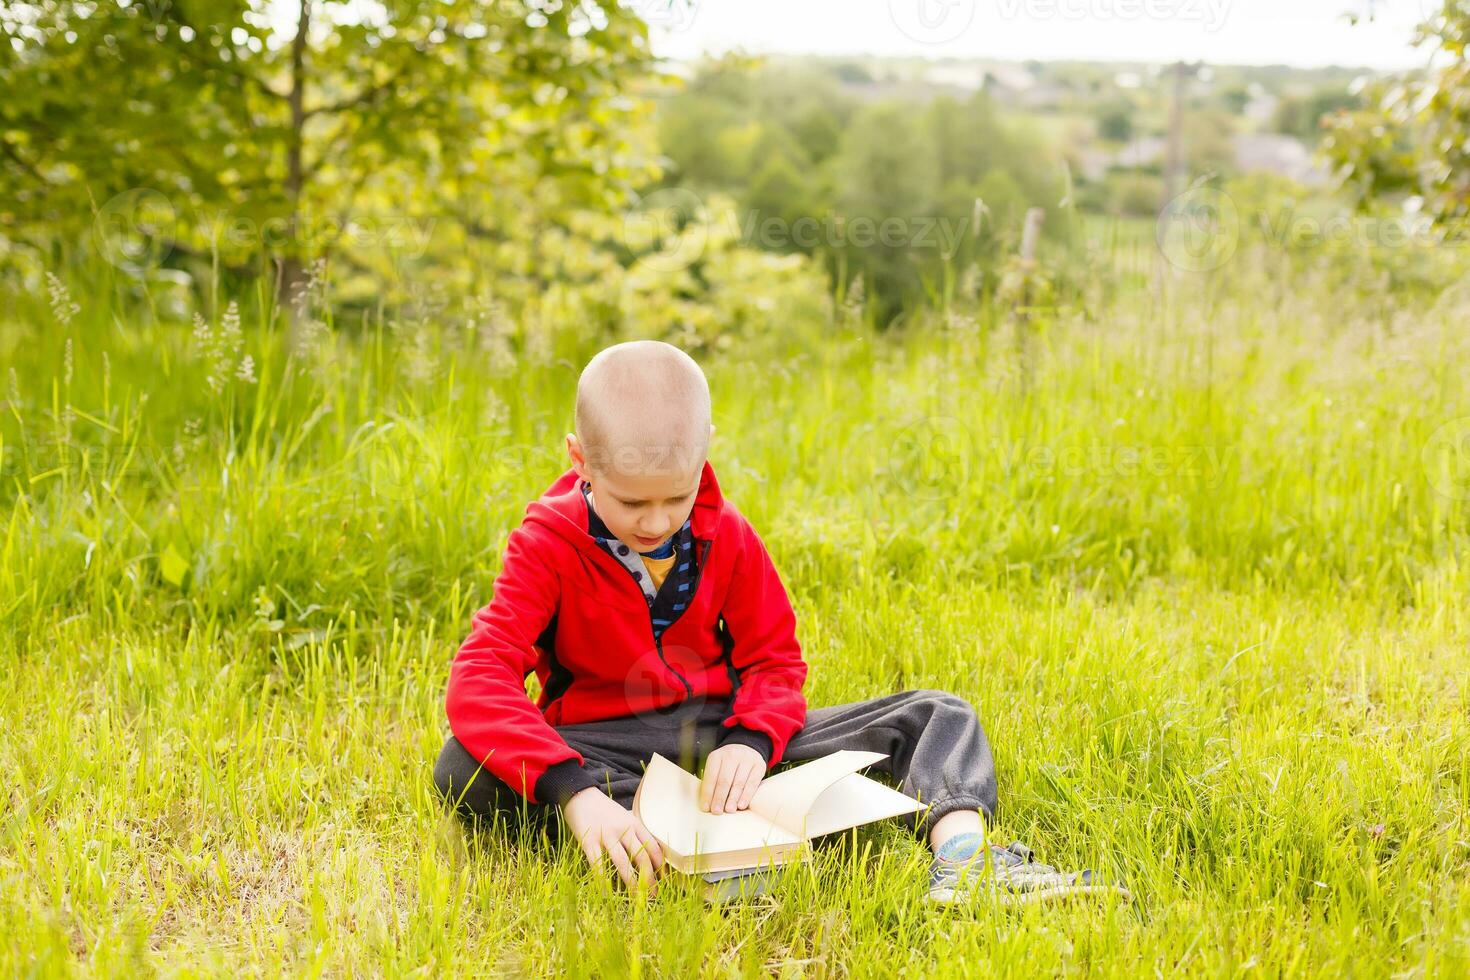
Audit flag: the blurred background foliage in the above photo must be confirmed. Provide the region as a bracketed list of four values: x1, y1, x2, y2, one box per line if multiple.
[3, 5, 1469, 640]
[2, 2, 1468, 333]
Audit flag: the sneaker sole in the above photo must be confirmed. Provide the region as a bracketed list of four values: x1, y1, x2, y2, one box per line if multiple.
[927, 882, 1133, 906]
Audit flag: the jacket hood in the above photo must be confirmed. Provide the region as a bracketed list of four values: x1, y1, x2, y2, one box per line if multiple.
[523, 459, 726, 558]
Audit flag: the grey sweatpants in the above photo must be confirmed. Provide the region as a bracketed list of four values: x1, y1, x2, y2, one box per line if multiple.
[433, 688, 997, 842]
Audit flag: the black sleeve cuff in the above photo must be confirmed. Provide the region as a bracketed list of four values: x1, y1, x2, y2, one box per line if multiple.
[535, 758, 602, 807]
[716, 724, 774, 765]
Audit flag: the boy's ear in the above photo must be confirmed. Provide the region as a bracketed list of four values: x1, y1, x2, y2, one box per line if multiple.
[566, 433, 586, 480]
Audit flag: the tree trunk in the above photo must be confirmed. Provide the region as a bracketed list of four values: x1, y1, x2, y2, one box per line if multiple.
[278, 1, 312, 336]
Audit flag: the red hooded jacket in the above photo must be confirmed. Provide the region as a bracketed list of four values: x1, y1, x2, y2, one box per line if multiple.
[444, 460, 809, 806]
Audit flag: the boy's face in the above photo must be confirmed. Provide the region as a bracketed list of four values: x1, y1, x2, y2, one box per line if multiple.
[567, 430, 711, 553]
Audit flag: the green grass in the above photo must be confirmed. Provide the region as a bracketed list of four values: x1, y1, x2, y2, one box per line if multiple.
[2, 246, 1468, 976]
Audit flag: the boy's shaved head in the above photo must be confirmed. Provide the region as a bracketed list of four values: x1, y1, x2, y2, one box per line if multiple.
[574, 340, 711, 477]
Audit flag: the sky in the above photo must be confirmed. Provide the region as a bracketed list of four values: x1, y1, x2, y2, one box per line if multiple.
[643, 0, 1439, 70]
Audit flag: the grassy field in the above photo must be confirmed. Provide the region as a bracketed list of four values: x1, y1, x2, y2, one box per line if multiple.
[2, 243, 1468, 976]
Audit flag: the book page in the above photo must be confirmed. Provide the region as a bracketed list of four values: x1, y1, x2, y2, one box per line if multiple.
[635, 750, 924, 861]
[745, 750, 890, 835]
[801, 772, 926, 838]
[635, 753, 802, 858]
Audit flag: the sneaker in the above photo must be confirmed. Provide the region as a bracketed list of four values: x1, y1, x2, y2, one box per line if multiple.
[926, 834, 1132, 906]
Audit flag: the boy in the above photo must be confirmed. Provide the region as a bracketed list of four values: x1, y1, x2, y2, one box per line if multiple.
[434, 340, 1122, 904]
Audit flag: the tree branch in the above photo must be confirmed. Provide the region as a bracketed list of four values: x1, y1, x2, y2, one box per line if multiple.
[159, 3, 289, 105]
[0, 134, 58, 188]
[303, 64, 409, 119]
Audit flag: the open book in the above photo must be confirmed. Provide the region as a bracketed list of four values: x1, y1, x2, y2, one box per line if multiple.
[631, 750, 925, 875]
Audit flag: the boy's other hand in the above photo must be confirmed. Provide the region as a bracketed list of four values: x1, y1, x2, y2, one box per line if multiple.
[699, 743, 767, 814]
[562, 787, 665, 894]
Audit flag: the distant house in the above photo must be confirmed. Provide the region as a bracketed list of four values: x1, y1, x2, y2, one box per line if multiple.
[1231, 133, 1329, 186]
[977, 64, 1075, 108]
[1244, 83, 1280, 125]
[1078, 133, 1327, 187]
[1016, 81, 1070, 109]
[1077, 136, 1165, 180]
[1116, 136, 1168, 169]
[921, 63, 987, 91]
[981, 63, 1039, 94]
[892, 62, 1070, 108]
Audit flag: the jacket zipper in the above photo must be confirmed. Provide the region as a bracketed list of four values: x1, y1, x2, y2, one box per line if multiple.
[653, 635, 693, 700]
[647, 538, 711, 701]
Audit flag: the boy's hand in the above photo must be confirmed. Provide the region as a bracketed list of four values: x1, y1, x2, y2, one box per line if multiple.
[561, 787, 665, 894]
[699, 743, 767, 814]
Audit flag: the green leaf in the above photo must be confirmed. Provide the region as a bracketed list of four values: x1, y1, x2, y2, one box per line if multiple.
[160, 543, 189, 588]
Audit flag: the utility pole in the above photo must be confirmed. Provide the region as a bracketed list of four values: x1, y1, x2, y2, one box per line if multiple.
[1163, 61, 1202, 206]
[1014, 207, 1045, 390]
